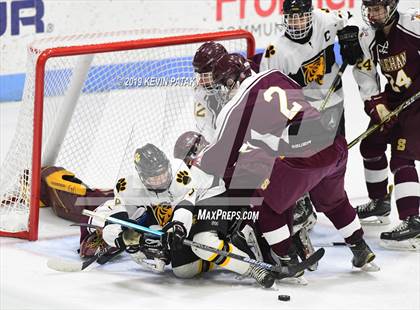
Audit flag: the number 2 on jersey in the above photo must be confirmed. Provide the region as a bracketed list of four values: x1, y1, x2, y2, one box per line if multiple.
[263, 87, 302, 120]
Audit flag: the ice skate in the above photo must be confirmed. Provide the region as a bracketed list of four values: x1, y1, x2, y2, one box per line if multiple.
[271, 247, 308, 285]
[356, 186, 393, 225]
[349, 239, 379, 272]
[380, 215, 420, 251]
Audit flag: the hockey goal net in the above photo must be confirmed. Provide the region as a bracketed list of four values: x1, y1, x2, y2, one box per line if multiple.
[0, 29, 255, 240]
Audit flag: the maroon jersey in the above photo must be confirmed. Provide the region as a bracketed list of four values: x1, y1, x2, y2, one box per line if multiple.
[374, 10, 420, 106]
[196, 69, 337, 184]
[355, 9, 420, 160]
[193, 70, 362, 251]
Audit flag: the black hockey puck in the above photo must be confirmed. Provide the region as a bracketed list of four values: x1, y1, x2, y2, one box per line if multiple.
[278, 295, 290, 301]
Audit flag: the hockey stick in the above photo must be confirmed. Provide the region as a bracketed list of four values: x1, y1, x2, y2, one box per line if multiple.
[82, 209, 325, 278]
[70, 222, 102, 229]
[314, 242, 347, 247]
[348, 91, 420, 149]
[47, 253, 100, 272]
[319, 61, 348, 111]
[185, 239, 325, 279]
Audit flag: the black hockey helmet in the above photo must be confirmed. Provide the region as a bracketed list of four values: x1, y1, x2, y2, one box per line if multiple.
[282, 0, 313, 40]
[173, 131, 209, 165]
[283, 0, 312, 14]
[134, 143, 172, 192]
[361, 0, 399, 29]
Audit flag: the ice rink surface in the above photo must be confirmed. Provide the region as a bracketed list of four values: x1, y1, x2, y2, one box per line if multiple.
[1, 71, 419, 310]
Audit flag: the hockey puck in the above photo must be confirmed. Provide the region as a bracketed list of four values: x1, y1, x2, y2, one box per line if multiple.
[278, 295, 290, 301]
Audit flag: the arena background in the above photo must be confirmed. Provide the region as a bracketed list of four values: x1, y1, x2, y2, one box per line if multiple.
[1, 0, 418, 102]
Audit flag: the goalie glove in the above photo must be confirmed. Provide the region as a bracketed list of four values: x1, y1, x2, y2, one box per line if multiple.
[79, 229, 110, 258]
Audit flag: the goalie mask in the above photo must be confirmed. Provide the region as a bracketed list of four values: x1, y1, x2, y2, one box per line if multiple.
[362, 0, 399, 29]
[173, 131, 209, 165]
[134, 144, 172, 192]
[193, 41, 228, 90]
[283, 0, 313, 41]
[212, 53, 252, 100]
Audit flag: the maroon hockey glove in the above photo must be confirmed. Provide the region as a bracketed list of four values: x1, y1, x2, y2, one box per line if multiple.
[79, 230, 109, 258]
[364, 93, 397, 132]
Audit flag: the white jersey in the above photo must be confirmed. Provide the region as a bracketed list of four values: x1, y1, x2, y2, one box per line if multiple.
[193, 86, 225, 143]
[113, 158, 225, 233]
[351, 25, 381, 102]
[114, 159, 224, 209]
[260, 9, 353, 110]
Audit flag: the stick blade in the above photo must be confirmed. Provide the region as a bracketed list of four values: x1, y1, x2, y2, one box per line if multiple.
[47, 258, 84, 272]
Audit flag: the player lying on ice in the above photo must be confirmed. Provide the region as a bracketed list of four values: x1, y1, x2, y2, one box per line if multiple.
[82, 143, 289, 288]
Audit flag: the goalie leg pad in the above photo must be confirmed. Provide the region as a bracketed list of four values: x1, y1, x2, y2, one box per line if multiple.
[45, 168, 87, 195]
[41, 166, 113, 223]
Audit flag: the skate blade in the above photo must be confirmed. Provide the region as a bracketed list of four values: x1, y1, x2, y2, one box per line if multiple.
[379, 238, 420, 252]
[278, 275, 308, 286]
[352, 261, 380, 272]
[360, 261, 380, 272]
[360, 215, 390, 226]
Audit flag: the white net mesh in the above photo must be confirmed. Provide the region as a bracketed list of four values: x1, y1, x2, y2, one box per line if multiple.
[0, 29, 251, 237]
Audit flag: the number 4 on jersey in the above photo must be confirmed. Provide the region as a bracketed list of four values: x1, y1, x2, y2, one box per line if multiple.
[385, 69, 412, 93]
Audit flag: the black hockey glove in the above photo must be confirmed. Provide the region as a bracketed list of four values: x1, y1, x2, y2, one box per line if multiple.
[138, 235, 171, 264]
[337, 25, 363, 65]
[161, 221, 187, 251]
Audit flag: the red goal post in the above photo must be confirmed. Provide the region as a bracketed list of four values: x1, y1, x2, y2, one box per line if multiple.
[0, 29, 255, 241]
